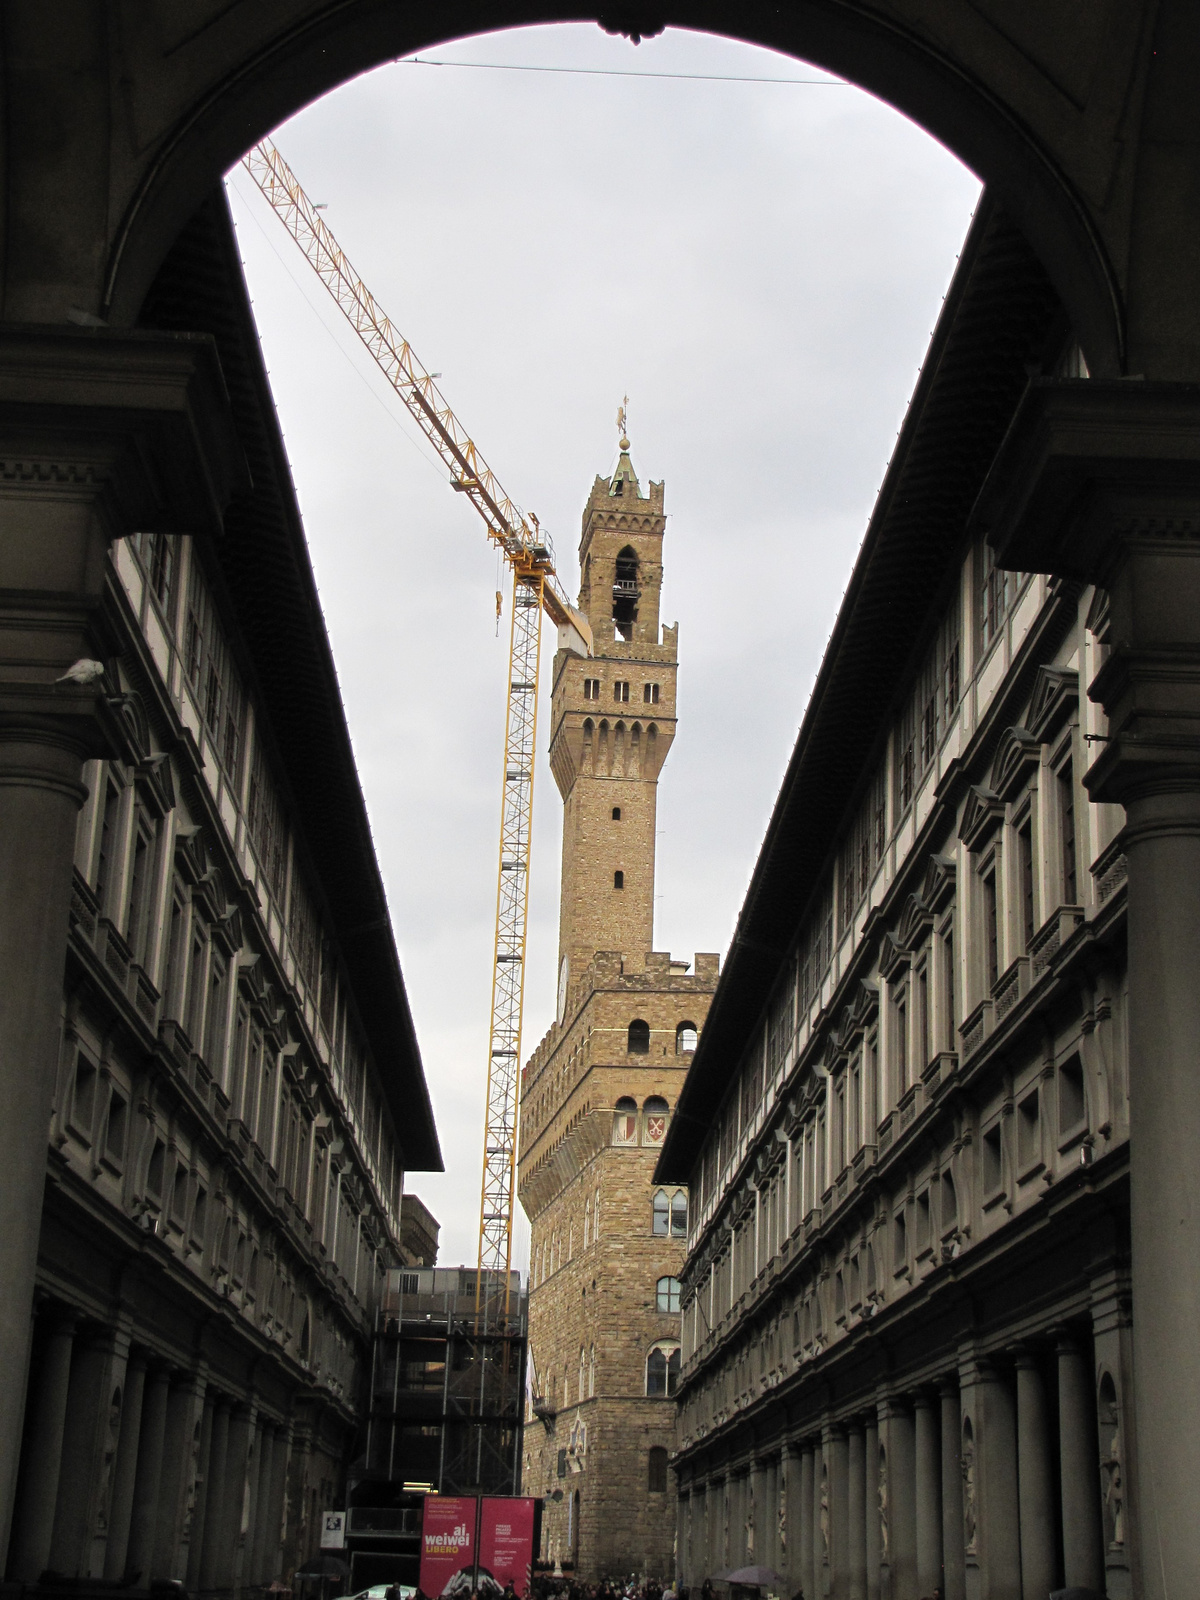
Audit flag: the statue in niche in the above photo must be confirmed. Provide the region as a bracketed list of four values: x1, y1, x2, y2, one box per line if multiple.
[819, 1460, 829, 1561]
[94, 1385, 122, 1535]
[181, 1415, 202, 1541]
[878, 1444, 889, 1560]
[778, 1474, 787, 1552]
[962, 1418, 977, 1554]
[747, 1478, 756, 1557]
[1098, 1373, 1124, 1548]
[1103, 1442, 1124, 1549]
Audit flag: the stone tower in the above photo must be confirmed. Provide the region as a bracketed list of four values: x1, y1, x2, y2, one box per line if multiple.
[550, 445, 677, 982]
[518, 438, 718, 1581]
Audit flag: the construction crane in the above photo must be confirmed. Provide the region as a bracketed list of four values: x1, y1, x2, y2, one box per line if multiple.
[241, 138, 592, 1323]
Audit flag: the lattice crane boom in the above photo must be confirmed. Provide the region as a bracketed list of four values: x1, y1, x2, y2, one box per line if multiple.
[240, 137, 591, 1316]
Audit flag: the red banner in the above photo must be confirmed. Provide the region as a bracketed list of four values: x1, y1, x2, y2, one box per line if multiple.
[478, 1497, 537, 1599]
[420, 1496, 478, 1598]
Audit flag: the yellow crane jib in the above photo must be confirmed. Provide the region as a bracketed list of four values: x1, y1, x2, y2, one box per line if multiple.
[240, 137, 591, 1328]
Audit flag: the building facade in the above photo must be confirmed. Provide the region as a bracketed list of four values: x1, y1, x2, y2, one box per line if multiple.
[4, 193, 441, 1592]
[657, 201, 1135, 1600]
[518, 447, 718, 1580]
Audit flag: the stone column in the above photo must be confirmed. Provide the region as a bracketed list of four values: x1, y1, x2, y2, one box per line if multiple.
[750, 1457, 767, 1565]
[812, 1438, 825, 1600]
[185, 1392, 215, 1591]
[967, 1360, 1019, 1600]
[51, 1322, 126, 1577]
[864, 1418, 880, 1600]
[0, 328, 244, 1566]
[199, 1401, 230, 1591]
[765, 1451, 780, 1574]
[220, 1405, 255, 1589]
[240, 1416, 266, 1587]
[913, 1393, 941, 1598]
[707, 1474, 722, 1579]
[847, 1424, 866, 1600]
[126, 1364, 170, 1584]
[980, 379, 1200, 1600]
[252, 1421, 277, 1582]
[153, 1371, 201, 1579]
[1015, 1352, 1056, 1600]
[880, 1401, 915, 1600]
[826, 1427, 849, 1600]
[1058, 1337, 1104, 1591]
[728, 1472, 741, 1570]
[267, 1419, 291, 1580]
[798, 1444, 815, 1598]
[684, 1481, 700, 1588]
[7, 1308, 76, 1581]
[784, 1445, 804, 1594]
[938, 1380, 965, 1600]
[105, 1349, 147, 1581]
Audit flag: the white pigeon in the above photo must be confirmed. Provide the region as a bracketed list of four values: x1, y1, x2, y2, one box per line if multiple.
[55, 658, 106, 686]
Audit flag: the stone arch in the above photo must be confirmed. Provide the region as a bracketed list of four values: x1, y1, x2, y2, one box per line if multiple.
[90, 5, 1148, 377]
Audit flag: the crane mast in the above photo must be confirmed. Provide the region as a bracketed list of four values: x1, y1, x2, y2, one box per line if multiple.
[240, 138, 591, 1322]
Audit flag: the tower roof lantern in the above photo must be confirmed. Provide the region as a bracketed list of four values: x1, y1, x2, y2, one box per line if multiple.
[609, 447, 641, 498]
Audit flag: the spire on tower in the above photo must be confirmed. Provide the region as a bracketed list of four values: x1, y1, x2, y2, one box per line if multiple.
[616, 395, 631, 453]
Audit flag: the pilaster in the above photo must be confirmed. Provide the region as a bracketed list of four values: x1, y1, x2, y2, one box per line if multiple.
[0, 325, 244, 1563]
[977, 377, 1200, 1600]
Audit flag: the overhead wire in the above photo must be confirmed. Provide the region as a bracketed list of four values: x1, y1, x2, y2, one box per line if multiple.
[397, 56, 848, 86]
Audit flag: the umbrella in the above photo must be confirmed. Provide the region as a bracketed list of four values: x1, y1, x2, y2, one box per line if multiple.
[723, 1569, 787, 1589]
[295, 1557, 351, 1579]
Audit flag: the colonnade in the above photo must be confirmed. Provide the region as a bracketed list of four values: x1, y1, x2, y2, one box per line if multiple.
[680, 1332, 1120, 1600]
[7, 1300, 292, 1588]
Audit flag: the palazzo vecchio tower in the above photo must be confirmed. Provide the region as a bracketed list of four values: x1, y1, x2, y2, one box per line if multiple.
[517, 430, 718, 1580]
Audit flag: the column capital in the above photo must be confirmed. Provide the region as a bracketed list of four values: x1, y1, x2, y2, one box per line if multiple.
[973, 378, 1200, 583]
[1009, 1342, 1043, 1369]
[877, 1393, 912, 1421]
[973, 378, 1200, 808]
[0, 325, 247, 743]
[0, 323, 247, 539]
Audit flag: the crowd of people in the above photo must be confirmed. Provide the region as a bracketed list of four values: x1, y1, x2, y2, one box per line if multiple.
[526, 1578, 679, 1600]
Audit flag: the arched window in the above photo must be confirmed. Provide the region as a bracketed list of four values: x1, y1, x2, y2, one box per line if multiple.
[583, 1199, 591, 1248]
[676, 1021, 698, 1055]
[652, 1189, 670, 1236]
[589, 1343, 595, 1396]
[643, 1095, 669, 1144]
[656, 1276, 681, 1313]
[646, 1343, 681, 1397]
[612, 806, 621, 820]
[613, 1097, 638, 1145]
[613, 546, 639, 640]
[648, 1446, 669, 1493]
[671, 1191, 688, 1238]
[579, 1346, 586, 1402]
[628, 1019, 650, 1055]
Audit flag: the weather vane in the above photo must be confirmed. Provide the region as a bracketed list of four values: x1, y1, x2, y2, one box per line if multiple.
[616, 396, 630, 451]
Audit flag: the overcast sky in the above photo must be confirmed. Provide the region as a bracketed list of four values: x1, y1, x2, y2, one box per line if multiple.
[225, 23, 980, 1268]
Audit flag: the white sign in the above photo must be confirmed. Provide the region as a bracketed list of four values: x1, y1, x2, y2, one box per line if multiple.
[320, 1511, 346, 1550]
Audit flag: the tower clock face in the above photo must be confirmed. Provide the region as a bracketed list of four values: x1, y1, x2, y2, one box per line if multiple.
[557, 955, 570, 1025]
